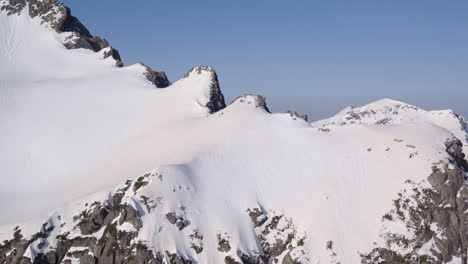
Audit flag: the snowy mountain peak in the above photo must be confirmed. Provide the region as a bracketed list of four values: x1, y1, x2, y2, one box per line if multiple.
[352, 98, 420, 113]
[367, 98, 410, 107]
[184, 66, 216, 77]
[1, 1, 468, 264]
[315, 98, 441, 127]
[323, 98, 422, 127]
[313, 98, 468, 155]
[183, 66, 226, 113]
[1, 0, 113, 55]
[229, 94, 271, 113]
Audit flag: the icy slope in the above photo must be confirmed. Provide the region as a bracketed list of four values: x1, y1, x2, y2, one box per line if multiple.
[1, 1, 467, 264]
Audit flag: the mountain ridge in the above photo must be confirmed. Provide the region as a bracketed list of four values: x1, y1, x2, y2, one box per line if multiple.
[0, 1, 467, 264]
[0, 0, 171, 86]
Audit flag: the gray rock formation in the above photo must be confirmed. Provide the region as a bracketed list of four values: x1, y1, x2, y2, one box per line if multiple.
[139, 62, 171, 88]
[361, 137, 468, 264]
[221, 208, 307, 264]
[185, 66, 226, 113]
[287, 110, 308, 122]
[0, 200, 307, 264]
[103, 48, 124, 67]
[0, 0, 124, 66]
[255, 95, 271, 113]
[231, 94, 271, 113]
[0, 178, 170, 264]
[0, 0, 174, 86]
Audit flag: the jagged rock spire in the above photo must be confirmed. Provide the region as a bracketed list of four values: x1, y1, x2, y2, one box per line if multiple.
[185, 66, 226, 113]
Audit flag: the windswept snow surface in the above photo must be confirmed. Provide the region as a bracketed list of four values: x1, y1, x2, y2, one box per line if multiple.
[1, 6, 467, 264]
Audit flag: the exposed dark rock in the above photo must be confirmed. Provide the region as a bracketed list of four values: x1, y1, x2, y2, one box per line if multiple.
[139, 62, 171, 88]
[255, 95, 270, 113]
[225, 256, 242, 264]
[361, 137, 468, 264]
[287, 111, 308, 122]
[103, 48, 123, 67]
[247, 208, 267, 228]
[140, 195, 162, 212]
[1, 0, 122, 66]
[165, 212, 189, 230]
[189, 230, 204, 254]
[445, 139, 468, 170]
[282, 252, 300, 264]
[376, 118, 391, 125]
[0, 179, 167, 264]
[242, 209, 307, 264]
[0, 199, 307, 264]
[231, 94, 271, 113]
[185, 66, 226, 113]
[239, 253, 269, 264]
[118, 204, 142, 230]
[133, 175, 150, 193]
[261, 215, 295, 257]
[176, 219, 189, 230]
[75, 181, 132, 235]
[165, 212, 178, 224]
[217, 233, 231, 253]
[167, 252, 192, 264]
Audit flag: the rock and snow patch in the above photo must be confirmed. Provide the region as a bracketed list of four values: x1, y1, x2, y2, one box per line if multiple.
[1, 0, 468, 263]
[312, 98, 468, 155]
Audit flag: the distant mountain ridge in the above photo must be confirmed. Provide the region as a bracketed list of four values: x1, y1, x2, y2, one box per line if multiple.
[312, 98, 468, 155]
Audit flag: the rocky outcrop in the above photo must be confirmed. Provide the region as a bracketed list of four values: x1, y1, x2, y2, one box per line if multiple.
[0, 181, 145, 264]
[0, 175, 165, 264]
[0, 0, 178, 83]
[217, 232, 231, 253]
[0, 169, 308, 264]
[165, 212, 190, 230]
[287, 110, 308, 122]
[361, 137, 468, 264]
[103, 48, 123, 67]
[255, 95, 271, 113]
[231, 94, 271, 113]
[220, 208, 308, 264]
[139, 62, 171, 88]
[0, 0, 124, 66]
[185, 66, 226, 113]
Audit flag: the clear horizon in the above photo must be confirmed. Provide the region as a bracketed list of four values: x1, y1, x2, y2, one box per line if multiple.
[64, 0, 468, 120]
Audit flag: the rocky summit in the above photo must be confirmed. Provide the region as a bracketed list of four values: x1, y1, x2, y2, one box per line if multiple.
[0, 1, 467, 264]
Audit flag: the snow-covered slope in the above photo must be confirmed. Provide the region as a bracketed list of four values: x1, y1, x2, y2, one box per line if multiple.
[312, 98, 468, 155]
[1, 1, 467, 264]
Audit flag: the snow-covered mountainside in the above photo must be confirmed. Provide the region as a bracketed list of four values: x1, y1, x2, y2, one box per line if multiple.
[312, 98, 468, 155]
[0, 1, 467, 264]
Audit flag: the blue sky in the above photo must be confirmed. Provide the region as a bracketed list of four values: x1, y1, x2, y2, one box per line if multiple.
[63, 0, 468, 120]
